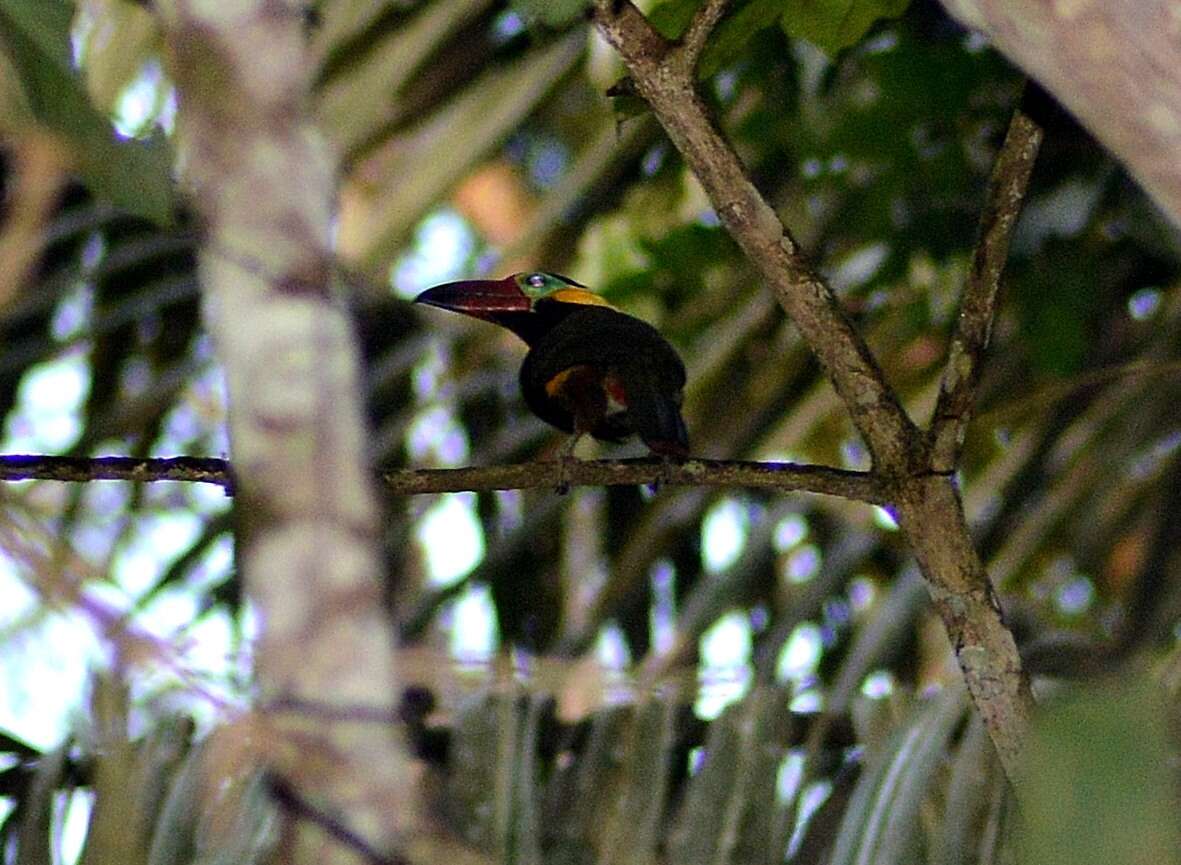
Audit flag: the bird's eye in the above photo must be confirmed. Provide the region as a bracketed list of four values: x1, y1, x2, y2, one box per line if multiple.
[526, 273, 547, 288]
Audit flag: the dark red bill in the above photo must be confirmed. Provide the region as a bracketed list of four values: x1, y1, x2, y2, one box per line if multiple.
[413, 276, 529, 318]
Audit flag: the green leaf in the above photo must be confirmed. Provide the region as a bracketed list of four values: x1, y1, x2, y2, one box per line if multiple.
[0, 0, 174, 224]
[649, 0, 702, 39]
[1018, 677, 1181, 865]
[0, 0, 73, 68]
[617, 0, 786, 79]
[699, 0, 784, 78]
[781, 0, 911, 57]
[509, 0, 589, 28]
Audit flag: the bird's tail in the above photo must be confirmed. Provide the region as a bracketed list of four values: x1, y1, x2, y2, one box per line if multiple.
[620, 368, 689, 459]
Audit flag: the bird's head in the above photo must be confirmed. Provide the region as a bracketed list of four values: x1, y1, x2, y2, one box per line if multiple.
[414, 272, 614, 321]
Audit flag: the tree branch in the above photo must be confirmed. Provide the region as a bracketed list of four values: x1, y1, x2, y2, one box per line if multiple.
[384, 458, 884, 501]
[0, 453, 885, 504]
[928, 109, 1043, 471]
[592, 0, 1035, 779]
[0, 454, 233, 488]
[594, 0, 922, 478]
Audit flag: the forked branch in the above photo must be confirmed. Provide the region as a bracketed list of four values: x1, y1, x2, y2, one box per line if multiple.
[591, 0, 1039, 779]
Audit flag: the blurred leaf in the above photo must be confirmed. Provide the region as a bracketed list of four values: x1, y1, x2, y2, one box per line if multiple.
[540, 704, 634, 860]
[508, 694, 544, 865]
[194, 736, 275, 865]
[831, 684, 966, 865]
[934, 714, 1005, 865]
[1011, 242, 1101, 376]
[650, 0, 792, 82]
[0, 0, 72, 67]
[605, 76, 651, 124]
[447, 690, 521, 850]
[132, 717, 196, 849]
[0, 45, 35, 125]
[135, 516, 232, 614]
[350, 32, 583, 269]
[0, 0, 174, 224]
[510, 0, 589, 27]
[781, 0, 911, 56]
[649, 0, 701, 39]
[826, 569, 927, 720]
[315, 0, 497, 157]
[699, 0, 784, 78]
[16, 742, 68, 865]
[77, 0, 161, 114]
[1018, 676, 1181, 865]
[146, 739, 204, 865]
[79, 677, 149, 865]
[598, 696, 679, 863]
[0, 729, 41, 756]
[670, 685, 793, 865]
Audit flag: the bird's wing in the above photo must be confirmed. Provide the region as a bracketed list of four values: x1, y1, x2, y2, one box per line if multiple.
[520, 307, 687, 452]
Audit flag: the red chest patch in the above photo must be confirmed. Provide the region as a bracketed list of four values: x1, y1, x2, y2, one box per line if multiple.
[603, 374, 628, 411]
[546, 366, 629, 413]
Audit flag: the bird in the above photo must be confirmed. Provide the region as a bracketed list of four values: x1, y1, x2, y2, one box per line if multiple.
[414, 271, 689, 459]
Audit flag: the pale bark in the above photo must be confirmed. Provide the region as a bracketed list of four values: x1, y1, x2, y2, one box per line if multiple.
[152, 2, 412, 862]
[941, 0, 1181, 228]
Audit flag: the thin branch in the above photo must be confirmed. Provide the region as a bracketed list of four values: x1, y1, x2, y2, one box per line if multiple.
[268, 775, 410, 865]
[677, 0, 730, 70]
[0, 454, 233, 487]
[928, 109, 1043, 471]
[384, 458, 884, 501]
[0, 453, 886, 504]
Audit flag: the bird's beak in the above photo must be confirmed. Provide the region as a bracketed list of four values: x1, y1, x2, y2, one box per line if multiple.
[413, 277, 530, 318]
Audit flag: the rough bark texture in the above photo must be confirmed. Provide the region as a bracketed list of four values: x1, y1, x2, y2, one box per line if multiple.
[891, 477, 1030, 773]
[929, 110, 1043, 470]
[0, 454, 884, 502]
[153, 2, 412, 862]
[940, 0, 1181, 228]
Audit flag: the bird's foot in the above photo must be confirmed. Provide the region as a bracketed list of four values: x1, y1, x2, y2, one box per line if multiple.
[555, 455, 574, 495]
[647, 461, 662, 495]
[554, 432, 585, 494]
[647, 450, 685, 494]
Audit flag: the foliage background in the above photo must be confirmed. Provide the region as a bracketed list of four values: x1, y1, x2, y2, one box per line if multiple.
[1, 0, 1179, 863]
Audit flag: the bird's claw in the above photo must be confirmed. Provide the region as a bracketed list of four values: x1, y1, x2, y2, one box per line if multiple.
[647, 452, 684, 494]
[553, 431, 585, 494]
[554, 453, 576, 495]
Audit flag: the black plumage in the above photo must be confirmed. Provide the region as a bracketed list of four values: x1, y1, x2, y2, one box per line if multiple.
[519, 304, 688, 457]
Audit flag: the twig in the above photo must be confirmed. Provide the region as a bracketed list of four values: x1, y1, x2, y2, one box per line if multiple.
[0, 454, 233, 487]
[268, 775, 410, 865]
[0, 453, 886, 504]
[384, 458, 884, 501]
[677, 0, 730, 70]
[928, 109, 1043, 470]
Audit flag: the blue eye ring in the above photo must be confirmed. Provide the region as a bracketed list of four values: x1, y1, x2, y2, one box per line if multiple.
[526, 273, 547, 288]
